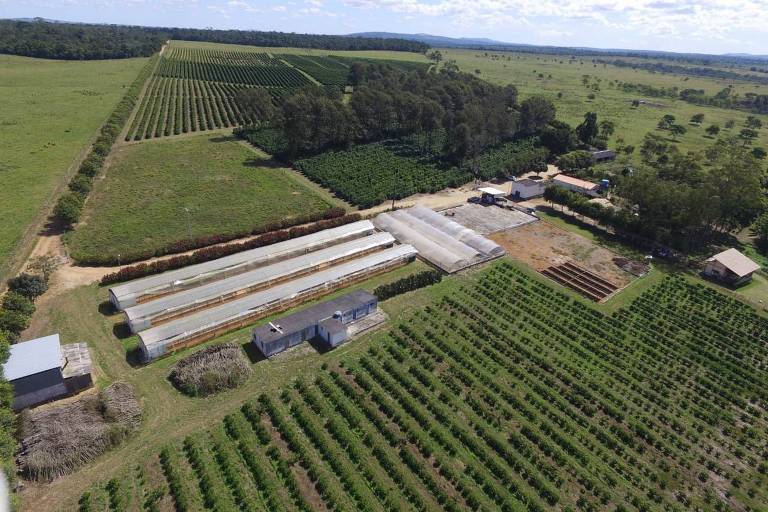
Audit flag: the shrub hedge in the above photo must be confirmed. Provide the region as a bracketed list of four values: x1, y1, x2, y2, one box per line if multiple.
[100, 211, 360, 284]
[373, 269, 443, 301]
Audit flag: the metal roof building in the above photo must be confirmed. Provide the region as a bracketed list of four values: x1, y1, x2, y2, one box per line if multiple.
[124, 232, 395, 333]
[137, 245, 417, 360]
[109, 220, 376, 310]
[252, 290, 378, 357]
[2, 334, 92, 410]
[703, 248, 761, 286]
[374, 206, 504, 273]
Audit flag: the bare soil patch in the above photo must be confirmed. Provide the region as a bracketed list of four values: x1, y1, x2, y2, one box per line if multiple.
[489, 221, 636, 288]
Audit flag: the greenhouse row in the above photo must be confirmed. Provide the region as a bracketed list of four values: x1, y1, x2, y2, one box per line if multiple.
[138, 245, 417, 360]
[108, 220, 376, 310]
[373, 206, 504, 273]
[124, 232, 396, 333]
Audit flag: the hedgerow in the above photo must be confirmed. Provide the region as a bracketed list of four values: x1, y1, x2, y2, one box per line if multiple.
[373, 270, 443, 301]
[99, 210, 356, 283]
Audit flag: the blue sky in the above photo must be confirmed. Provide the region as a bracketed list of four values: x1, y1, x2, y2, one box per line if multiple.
[2, 0, 767, 55]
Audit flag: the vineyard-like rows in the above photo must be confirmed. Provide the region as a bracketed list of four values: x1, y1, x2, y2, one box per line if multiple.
[76, 265, 768, 511]
[280, 54, 350, 86]
[126, 77, 269, 140]
[295, 143, 470, 208]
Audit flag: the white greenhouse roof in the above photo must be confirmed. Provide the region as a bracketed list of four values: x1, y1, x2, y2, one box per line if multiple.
[3, 334, 61, 381]
[124, 232, 395, 331]
[478, 187, 506, 196]
[138, 244, 417, 353]
[374, 206, 504, 273]
[109, 220, 375, 309]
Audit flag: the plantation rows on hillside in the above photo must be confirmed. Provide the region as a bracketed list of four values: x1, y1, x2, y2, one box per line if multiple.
[128, 46, 432, 140]
[126, 77, 282, 140]
[75, 265, 768, 511]
[295, 143, 469, 208]
[293, 138, 548, 207]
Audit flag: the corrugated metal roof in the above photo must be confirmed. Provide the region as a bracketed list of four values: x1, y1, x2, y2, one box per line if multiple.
[553, 174, 600, 190]
[707, 248, 761, 277]
[109, 220, 376, 308]
[124, 233, 395, 329]
[138, 245, 417, 351]
[3, 334, 61, 381]
[253, 290, 376, 345]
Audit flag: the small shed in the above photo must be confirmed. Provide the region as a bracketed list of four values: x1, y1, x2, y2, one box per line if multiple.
[511, 178, 546, 200]
[552, 174, 601, 197]
[703, 248, 760, 286]
[591, 150, 617, 162]
[2, 334, 92, 410]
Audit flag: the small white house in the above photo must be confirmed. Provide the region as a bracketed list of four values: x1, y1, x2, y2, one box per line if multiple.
[703, 248, 760, 286]
[552, 174, 601, 197]
[511, 179, 547, 200]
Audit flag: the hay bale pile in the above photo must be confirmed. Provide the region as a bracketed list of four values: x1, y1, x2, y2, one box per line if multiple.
[18, 381, 142, 481]
[169, 343, 251, 397]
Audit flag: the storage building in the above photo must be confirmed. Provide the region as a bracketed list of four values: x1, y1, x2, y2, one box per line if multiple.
[252, 291, 378, 356]
[124, 232, 395, 333]
[2, 334, 92, 410]
[511, 178, 547, 200]
[703, 248, 760, 286]
[552, 174, 601, 197]
[109, 220, 376, 310]
[137, 245, 417, 361]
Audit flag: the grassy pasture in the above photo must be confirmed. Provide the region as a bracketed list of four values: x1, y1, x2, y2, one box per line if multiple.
[0, 54, 148, 280]
[66, 133, 337, 263]
[440, 48, 768, 154]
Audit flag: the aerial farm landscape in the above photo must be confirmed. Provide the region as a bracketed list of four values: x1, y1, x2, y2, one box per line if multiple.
[0, 5, 766, 512]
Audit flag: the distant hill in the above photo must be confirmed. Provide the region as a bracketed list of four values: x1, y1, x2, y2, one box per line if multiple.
[349, 31, 768, 66]
[349, 32, 514, 48]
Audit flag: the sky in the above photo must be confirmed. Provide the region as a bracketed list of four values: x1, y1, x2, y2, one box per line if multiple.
[2, 0, 768, 55]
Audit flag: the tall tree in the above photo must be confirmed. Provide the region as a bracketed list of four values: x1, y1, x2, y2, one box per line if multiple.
[576, 112, 599, 144]
[519, 96, 556, 135]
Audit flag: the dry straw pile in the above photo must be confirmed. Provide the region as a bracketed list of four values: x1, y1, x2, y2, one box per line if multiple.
[169, 343, 251, 397]
[18, 382, 141, 481]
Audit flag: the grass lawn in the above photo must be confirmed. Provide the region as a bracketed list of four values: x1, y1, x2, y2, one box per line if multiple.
[0, 54, 148, 280]
[66, 133, 338, 263]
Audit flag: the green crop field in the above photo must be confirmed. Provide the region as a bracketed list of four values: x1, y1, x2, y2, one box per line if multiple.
[127, 41, 431, 141]
[66, 133, 337, 264]
[0, 54, 148, 280]
[37, 260, 768, 511]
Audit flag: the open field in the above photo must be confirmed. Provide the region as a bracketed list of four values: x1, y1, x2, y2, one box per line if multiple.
[66, 133, 337, 264]
[0, 54, 148, 281]
[440, 49, 768, 154]
[36, 260, 768, 511]
[489, 221, 637, 288]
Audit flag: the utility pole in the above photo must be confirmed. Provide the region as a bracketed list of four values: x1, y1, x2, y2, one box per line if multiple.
[183, 207, 192, 239]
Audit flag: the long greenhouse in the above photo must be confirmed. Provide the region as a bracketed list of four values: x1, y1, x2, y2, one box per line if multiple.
[108, 220, 376, 310]
[124, 232, 396, 333]
[137, 244, 417, 360]
[374, 206, 504, 273]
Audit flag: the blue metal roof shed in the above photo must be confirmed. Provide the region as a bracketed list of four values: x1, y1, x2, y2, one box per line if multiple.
[3, 334, 62, 381]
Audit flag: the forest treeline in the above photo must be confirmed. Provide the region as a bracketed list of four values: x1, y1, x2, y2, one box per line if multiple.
[236, 62, 557, 166]
[0, 19, 428, 60]
[600, 58, 768, 86]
